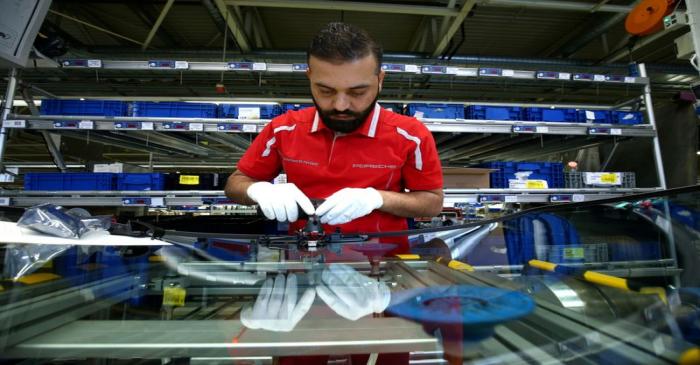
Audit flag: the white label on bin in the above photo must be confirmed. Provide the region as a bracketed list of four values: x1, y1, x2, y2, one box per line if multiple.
[150, 197, 165, 207]
[624, 77, 636, 83]
[189, 123, 204, 131]
[141, 122, 154, 130]
[0, 197, 9, 206]
[455, 68, 477, 76]
[252, 62, 267, 71]
[87, 59, 102, 68]
[584, 172, 621, 185]
[79, 120, 94, 129]
[585, 110, 596, 120]
[558, 73, 571, 80]
[405, 64, 420, 73]
[536, 126, 549, 133]
[174, 61, 189, 69]
[446, 67, 459, 75]
[413, 111, 424, 119]
[242, 124, 257, 133]
[593, 74, 606, 82]
[238, 107, 260, 120]
[610, 128, 622, 135]
[4, 120, 25, 128]
[504, 195, 518, 203]
[502, 69, 515, 77]
[572, 194, 585, 202]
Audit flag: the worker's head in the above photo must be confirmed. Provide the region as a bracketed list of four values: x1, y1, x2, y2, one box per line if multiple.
[306, 22, 385, 133]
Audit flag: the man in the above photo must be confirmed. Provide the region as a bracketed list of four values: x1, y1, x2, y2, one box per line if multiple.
[225, 22, 443, 253]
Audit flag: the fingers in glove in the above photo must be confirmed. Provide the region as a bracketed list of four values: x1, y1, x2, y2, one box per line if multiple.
[251, 278, 274, 319]
[315, 189, 345, 219]
[323, 265, 364, 312]
[279, 273, 298, 320]
[289, 287, 316, 328]
[283, 193, 298, 223]
[266, 274, 286, 318]
[316, 283, 362, 321]
[257, 200, 277, 221]
[240, 306, 259, 329]
[289, 184, 316, 217]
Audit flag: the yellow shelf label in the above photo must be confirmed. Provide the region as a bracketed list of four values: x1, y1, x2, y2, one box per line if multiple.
[163, 287, 186, 307]
[525, 180, 547, 189]
[600, 173, 619, 184]
[179, 175, 200, 185]
[563, 247, 584, 259]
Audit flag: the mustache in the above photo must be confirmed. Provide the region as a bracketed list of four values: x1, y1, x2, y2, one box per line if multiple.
[329, 110, 360, 117]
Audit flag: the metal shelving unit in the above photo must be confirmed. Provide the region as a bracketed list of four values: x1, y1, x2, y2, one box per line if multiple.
[0, 61, 667, 208]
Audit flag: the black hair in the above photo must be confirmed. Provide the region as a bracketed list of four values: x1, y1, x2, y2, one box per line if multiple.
[307, 22, 383, 74]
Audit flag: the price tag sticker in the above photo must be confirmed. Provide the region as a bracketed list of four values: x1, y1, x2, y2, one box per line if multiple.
[0, 197, 10, 206]
[600, 173, 620, 184]
[242, 124, 257, 133]
[79, 120, 94, 129]
[504, 195, 518, 203]
[610, 128, 622, 135]
[584, 172, 621, 185]
[252, 62, 267, 71]
[141, 122, 154, 130]
[87, 59, 102, 68]
[593, 74, 606, 82]
[446, 67, 459, 75]
[572, 194, 585, 202]
[150, 197, 165, 207]
[502, 69, 515, 77]
[536, 126, 549, 133]
[174, 61, 189, 69]
[179, 175, 200, 185]
[405, 64, 420, 73]
[163, 287, 186, 307]
[526, 180, 547, 189]
[558, 73, 571, 80]
[188, 123, 204, 131]
[4, 120, 25, 128]
[624, 77, 636, 83]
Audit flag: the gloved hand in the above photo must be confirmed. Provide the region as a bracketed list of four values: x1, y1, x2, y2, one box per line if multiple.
[246, 182, 315, 222]
[315, 188, 383, 225]
[316, 263, 391, 321]
[240, 273, 316, 332]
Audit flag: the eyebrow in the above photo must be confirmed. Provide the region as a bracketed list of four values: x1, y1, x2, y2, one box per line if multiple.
[315, 82, 371, 90]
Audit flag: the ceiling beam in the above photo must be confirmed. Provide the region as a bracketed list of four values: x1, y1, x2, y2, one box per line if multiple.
[213, 0, 251, 52]
[477, 0, 633, 13]
[432, 0, 476, 57]
[227, 0, 460, 17]
[142, 0, 176, 50]
[48, 9, 143, 46]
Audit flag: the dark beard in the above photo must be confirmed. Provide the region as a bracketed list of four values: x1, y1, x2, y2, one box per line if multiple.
[312, 95, 378, 134]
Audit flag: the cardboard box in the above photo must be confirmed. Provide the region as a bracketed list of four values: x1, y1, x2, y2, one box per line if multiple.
[442, 167, 492, 188]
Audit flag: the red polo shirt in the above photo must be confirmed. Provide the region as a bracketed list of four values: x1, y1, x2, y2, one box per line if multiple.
[236, 103, 443, 253]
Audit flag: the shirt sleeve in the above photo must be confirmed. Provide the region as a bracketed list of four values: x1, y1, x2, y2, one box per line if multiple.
[236, 122, 283, 182]
[401, 122, 444, 191]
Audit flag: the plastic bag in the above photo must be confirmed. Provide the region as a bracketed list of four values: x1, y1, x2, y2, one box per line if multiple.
[2, 243, 73, 280]
[16, 204, 111, 238]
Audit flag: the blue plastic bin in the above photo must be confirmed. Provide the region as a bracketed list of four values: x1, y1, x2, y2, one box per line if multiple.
[281, 103, 313, 113]
[576, 110, 611, 123]
[218, 104, 282, 119]
[40, 99, 128, 117]
[116, 173, 165, 191]
[406, 103, 465, 119]
[479, 161, 564, 188]
[131, 102, 217, 118]
[466, 105, 524, 121]
[24, 173, 115, 191]
[611, 111, 644, 125]
[525, 108, 577, 123]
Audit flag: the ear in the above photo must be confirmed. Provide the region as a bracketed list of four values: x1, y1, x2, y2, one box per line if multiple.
[306, 67, 311, 80]
[378, 69, 385, 92]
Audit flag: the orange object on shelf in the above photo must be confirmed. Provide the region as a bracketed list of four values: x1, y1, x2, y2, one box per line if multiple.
[625, 0, 675, 36]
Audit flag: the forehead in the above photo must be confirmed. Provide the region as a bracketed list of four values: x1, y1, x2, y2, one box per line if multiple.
[308, 55, 378, 88]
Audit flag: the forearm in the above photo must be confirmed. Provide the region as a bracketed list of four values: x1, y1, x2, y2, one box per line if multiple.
[377, 189, 443, 218]
[224, 170, 259, 205]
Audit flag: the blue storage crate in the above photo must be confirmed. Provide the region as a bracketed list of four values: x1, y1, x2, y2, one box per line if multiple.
[218, 104, 282, 119]
[379, 103, 404, 114]
[479, 161, 564, 188]
[525, 107, 577, 123]
[24, 173, 115, 191]
[131, 102, 217, 118]
[406, 103, 464, 119]
[40, 99, 128, 117]
[576, 110, 611, 123]
[281, 103, 313, 113]
[611, 111, 644, 125]
[116, 173, 165, 191]
[466, 105, 524, 121]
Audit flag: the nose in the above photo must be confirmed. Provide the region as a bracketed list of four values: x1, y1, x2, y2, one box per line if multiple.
[332, 94, 350, 111]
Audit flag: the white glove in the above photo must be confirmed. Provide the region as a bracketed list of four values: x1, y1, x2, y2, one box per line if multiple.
[246, 182, 315, 222]
[240, 273, 316, 332]
[159, 246, 265, 285]
[316, 263, 391, 321]
[315, 188, 383, 225]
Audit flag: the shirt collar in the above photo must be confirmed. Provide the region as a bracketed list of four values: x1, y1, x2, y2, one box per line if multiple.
[310, 103, 381, 138]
